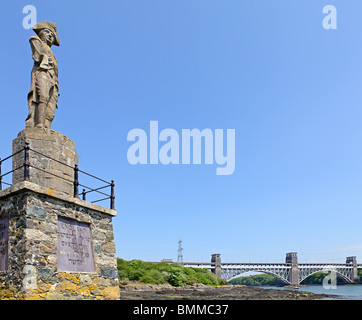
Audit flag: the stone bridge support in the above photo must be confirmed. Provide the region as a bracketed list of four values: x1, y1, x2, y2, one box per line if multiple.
[211, 254, 222, 278]
[346, 256, 358, 281]
[285, 252, 299, 286]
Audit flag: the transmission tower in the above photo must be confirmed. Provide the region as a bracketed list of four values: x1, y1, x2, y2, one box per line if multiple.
[177, 240, 184, 265]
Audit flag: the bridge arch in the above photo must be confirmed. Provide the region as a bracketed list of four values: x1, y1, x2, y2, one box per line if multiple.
[299, 268, 353, 284]
[223, 268, 290, 285]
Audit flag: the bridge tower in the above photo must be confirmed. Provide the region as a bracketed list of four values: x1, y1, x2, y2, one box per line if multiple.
[346, 256, 358, 281]
[285, 252, 299, 286]
[211, 254, 222, 278]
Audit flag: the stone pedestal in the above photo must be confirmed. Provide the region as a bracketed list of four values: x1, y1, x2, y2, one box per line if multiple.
[0, 181, 120, 300]
[12, 129, 78, 197]
[0, 129, 119, 300]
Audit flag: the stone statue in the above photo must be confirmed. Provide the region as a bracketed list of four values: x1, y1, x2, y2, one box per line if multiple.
[25, 21, 60, 132]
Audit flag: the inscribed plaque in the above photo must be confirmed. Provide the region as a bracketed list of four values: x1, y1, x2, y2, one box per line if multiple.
[57, 217, 95, 272]
[0, 217, 9, 271]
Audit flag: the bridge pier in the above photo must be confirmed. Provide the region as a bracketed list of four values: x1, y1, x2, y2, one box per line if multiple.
[346, 256, 358, 281]
[285, 252, 299, 286]
[211, 254, 222, 278]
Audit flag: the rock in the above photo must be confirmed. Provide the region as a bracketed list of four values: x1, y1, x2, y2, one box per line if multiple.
[100, 267, 118, 278]
[22, 265, 37, 290]
[104, 286, 120, 300]
[38, 268, 53, 281]
[117, 285, 341, 300]
[26, 204, 47, 219]
[80, 274, 92, 286]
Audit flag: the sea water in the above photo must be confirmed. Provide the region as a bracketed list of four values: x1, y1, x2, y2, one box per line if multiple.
[262, 285, 362, 300]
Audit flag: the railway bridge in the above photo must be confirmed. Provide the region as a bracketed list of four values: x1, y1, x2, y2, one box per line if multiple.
[179, 253, 360, 286]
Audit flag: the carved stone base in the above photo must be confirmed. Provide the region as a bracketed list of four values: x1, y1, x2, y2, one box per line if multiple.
[12, 128, 78, 196]
[0, 181, 119, 300]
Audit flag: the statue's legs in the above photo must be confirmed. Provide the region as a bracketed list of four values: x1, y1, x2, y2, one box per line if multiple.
[44, 87, 58, 130]
[25, 102, 35, 128]
[34, 72, 52, 129]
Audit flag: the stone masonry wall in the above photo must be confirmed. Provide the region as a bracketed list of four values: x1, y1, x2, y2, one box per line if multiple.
[12, 129, 78, 197]
[0, 186, 119, 300]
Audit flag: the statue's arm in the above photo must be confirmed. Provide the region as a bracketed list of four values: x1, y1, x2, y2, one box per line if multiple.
[29, 36, 52, 70]
[29, 36, 43, 63]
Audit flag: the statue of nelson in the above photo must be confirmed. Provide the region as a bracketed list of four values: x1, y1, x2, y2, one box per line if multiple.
[25, 21, 60, 131]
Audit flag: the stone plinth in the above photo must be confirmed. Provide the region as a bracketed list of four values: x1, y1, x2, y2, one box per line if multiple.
[0, 181, 119, 300]
[12, 129, 78, 197]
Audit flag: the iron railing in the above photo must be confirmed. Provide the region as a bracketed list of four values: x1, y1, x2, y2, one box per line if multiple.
[0, 142, 115, 209]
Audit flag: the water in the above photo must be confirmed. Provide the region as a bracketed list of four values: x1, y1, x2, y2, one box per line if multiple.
[262, 285, 362, 300]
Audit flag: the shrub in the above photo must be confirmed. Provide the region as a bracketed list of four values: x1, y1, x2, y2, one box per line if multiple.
[139, 274, 155, 284]
[129, 269, 145, 281]
[161, 271, 170, 282]
[148, 269, 165, 284]
[118, 269, 127, 280]
[168, 269, 184, 287]
[117, 258, 226, 287]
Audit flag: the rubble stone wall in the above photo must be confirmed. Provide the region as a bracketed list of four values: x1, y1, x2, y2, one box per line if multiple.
[0, 183, 119, 300]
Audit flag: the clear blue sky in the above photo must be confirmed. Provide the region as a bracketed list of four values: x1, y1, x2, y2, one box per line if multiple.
[1, 0, 362, 264]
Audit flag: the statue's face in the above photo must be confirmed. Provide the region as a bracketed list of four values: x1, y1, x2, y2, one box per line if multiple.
[39, 28, 55, 46]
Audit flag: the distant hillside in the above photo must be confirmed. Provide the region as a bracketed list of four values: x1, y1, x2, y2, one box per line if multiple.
[117, 258, 228, 286]
[229, 274, 284, 286]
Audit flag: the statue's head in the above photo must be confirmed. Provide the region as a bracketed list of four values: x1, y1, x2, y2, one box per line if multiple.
[32, 21, 60, 47]
[39, 28, 55, 47]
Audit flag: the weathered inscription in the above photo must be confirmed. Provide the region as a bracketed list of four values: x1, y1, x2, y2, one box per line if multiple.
[57, 217, 94, 272]
[0, 217, 9, 271]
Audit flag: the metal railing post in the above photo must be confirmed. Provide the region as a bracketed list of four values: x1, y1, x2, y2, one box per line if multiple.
[110, 180, 115, 210]
[74, 164, 79, 198]
[82, 189, 86, 201]
[24, 142, 30, 181]
[0, 158, 2, 191]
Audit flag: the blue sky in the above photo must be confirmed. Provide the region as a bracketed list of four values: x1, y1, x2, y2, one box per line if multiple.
[1, 0, 362, 264]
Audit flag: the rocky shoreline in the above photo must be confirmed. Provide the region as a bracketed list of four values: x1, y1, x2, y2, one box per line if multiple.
[119, 283, 340, 300]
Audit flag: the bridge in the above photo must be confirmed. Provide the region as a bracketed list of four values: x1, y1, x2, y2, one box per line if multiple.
[160, 253, 361, 286]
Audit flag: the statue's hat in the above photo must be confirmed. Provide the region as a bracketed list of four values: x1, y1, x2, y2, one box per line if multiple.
[32, 21, 60, 46]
